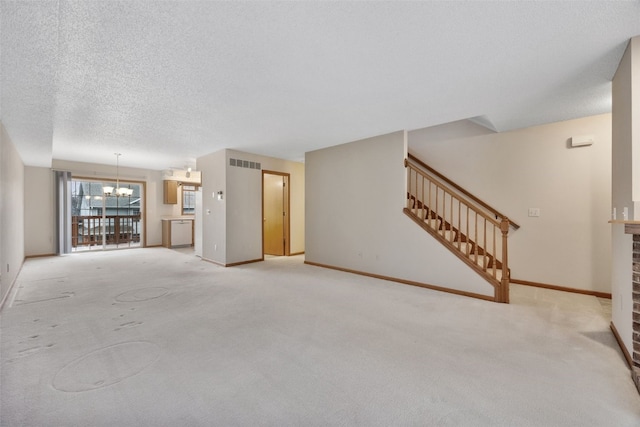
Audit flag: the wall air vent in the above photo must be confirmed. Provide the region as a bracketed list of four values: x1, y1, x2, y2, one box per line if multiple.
[229, 158, 261, 170]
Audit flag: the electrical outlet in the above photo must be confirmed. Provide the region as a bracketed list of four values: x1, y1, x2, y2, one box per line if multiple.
[528, 208, 540, 217]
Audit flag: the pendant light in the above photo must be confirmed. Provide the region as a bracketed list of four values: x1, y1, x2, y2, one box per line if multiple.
[103, 153, 133, 196]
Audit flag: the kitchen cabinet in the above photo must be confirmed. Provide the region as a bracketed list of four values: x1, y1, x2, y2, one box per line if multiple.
[161, 218, 193, 248]
[163, 180, 178, 204]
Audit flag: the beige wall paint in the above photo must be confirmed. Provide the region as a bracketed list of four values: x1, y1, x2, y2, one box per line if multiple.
[613, 41, 634, 221]
[227, 149, 305, 259]
[632, 37, 640, 207]
[1, 122, 25, 306]
[306, 131, 494, 298]
[611, 36, 640, 357]
[198, 150, 227, 264]
[24, 167, 55, 256]
[51, 160, 179, 247]
[225, 153, 263, 263]
[198, 149, 305, 265]
[409, 114, 612, 294]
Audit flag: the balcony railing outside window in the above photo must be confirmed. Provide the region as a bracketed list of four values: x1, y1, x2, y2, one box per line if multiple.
[70, 178, 143, 251]
[72, 215, 141, 248]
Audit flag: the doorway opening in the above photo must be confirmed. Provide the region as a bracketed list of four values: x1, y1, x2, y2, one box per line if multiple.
[70, 178, 144, 251]
[262, 171, 290, 256]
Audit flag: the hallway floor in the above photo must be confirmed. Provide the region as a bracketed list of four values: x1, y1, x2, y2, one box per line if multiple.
[1, 248, 639, 426]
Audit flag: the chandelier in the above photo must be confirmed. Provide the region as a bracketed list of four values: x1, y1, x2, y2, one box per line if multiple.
[103, 153, 133, 196]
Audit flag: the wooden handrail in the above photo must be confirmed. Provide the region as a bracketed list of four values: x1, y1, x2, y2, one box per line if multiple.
[404, 160, 510, 303]
[407, 153, 520, 230]
[408, 161, 501, 228]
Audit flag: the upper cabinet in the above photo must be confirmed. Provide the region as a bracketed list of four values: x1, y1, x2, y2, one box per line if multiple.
[163, 180, 178, 204]
[162, 169, 202, 205]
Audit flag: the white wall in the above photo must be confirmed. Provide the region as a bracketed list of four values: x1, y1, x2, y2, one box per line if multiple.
[227, 149, 305, 260]
[24, 167, 55, 256]
[51, 160, 179, 247]
[409, 114, 612, 293]
[611, 36, 640, 357]
[198, 150, 227, 264]
[306, 131, 494, 298]
[198, 149, 305, 265]
[1, 122, 25, 306]
[225, 153, 263, 264]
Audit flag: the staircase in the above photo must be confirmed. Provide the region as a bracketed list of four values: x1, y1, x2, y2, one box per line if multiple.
[404, 155, 513, 303]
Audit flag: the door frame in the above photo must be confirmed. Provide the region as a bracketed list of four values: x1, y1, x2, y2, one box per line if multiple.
[262, 170, 290, 256]
[72, 176, 147, 250]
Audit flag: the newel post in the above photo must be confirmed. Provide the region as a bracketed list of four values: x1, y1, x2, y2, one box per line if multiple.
[499, 217, 510, 303]
[405, 159, 411, 209]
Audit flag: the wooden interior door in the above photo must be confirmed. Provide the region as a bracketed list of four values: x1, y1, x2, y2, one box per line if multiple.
[263, 172, 289, 256]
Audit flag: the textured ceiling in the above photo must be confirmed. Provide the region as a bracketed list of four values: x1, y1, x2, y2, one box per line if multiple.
[1, 1, 639, 170]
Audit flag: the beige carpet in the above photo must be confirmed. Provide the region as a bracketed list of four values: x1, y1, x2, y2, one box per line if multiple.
[1, 248, 639, 426]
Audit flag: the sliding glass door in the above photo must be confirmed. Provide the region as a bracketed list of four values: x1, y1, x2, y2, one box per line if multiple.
[70, 179, 143, 251]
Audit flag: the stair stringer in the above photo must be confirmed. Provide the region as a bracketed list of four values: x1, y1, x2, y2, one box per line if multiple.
[403, 207, 505, 301]
[385, 212, 497, 300]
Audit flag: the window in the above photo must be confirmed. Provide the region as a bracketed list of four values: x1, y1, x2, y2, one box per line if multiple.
[70, 179, 143, 251]
[182, 185, 196, 215]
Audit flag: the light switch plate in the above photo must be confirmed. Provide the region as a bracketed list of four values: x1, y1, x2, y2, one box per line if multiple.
[528, 208, 540, 217]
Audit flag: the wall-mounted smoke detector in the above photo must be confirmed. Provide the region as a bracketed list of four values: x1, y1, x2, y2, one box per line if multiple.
[570, 135, 594, 147]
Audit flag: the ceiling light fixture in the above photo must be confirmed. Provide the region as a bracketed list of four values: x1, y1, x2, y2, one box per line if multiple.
[103, 153, 133, 197]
